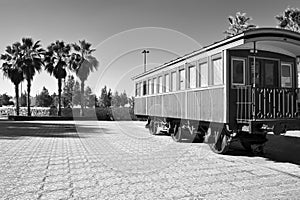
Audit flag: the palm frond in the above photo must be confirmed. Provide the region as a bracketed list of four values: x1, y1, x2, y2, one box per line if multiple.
[45, 63, 54, 75]
[86, 55, 99, 70]
[72, 43, 81, 52]
[22, 38, 33, 48]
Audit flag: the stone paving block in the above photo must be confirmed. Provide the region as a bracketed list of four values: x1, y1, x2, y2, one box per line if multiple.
[72, 187, 101, 199]
[72, 179, 97, 189]
[40, 189, 71, 200]
[45, 175, 70, 183]
[7, 192, 40, 200]
[43, 181, 70, 192]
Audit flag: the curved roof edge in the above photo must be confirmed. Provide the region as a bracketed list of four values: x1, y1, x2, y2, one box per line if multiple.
[132, 28, 300, 80]
[244, 27, 300, 40]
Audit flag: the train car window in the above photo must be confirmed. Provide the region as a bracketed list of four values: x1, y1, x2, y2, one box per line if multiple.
[179, 69, 186, 90]
[153, 78, 157, 94]
[165, 74, 170, 92]
[188, 65, 196, 88]
[232, 59, 245, 85]
[136, 82, 142, 96]
[135, 83, 139, 96]
[250, 58, 278, 87]
[281, 63, 292, 88]
[265, 62, 275, 86]
[212, 58, 223, 85]
[148, 79, 153, 95]
[171, 72, 177, 91]
[143, 81, 147, 95]
[158, 76, 163, 93]
[298, 63, 300, 88]
[199, 62, 208, 87]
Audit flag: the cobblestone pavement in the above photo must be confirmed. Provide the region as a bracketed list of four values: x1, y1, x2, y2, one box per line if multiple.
[0, 120, 300, 200]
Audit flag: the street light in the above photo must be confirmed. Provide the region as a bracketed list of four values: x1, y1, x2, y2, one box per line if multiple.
[142, 50, 150, 72]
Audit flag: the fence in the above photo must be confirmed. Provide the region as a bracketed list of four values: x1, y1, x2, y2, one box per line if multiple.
[236, 86, 300, 121]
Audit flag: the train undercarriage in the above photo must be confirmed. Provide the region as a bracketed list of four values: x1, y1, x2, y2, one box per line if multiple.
[145, 116, 300, 154]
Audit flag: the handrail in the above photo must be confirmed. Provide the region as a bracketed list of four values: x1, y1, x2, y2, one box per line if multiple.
[235, 86, 300, 121]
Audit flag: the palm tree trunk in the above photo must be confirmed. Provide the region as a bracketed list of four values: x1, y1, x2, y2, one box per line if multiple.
[27, 79, 31, 116]
[80, 81, 85, 116]
[58, 78, 62, 116]
[15, 84, 20, 116]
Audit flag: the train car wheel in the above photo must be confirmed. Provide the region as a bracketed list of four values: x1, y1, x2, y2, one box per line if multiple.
[149, 121, 157, 135]
[208, 127, 230, 154]
[171, 125, 182, 142]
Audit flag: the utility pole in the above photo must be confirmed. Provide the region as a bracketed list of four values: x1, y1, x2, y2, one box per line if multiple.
[142, 50, 150, 72]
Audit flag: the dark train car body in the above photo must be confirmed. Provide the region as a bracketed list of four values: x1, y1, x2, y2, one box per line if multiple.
[132, 28, 300, 154]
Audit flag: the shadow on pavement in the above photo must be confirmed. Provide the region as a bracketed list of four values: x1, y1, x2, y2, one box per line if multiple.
[227, 133, 300, 166]
[0, 120, 103, 139]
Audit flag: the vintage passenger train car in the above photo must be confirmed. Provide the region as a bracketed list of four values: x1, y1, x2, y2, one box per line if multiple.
[132, 28, 300, 154]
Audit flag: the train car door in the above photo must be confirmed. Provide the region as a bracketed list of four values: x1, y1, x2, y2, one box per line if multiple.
[248, 57, 280, 118]
[249, 57, 279, 88]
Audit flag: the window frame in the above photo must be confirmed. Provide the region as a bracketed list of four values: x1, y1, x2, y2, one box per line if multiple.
[187, 63, 196, 89]
[164, 73, 170, 92]
[280, 62, 293, 88]
[199, 61, 209, 88]
[148, 79, 153, 95]
[153, 77, 157, 94]
[171, 71, 177, 92]
[142, 80, 147, 96]
[179, 68, 186, 90]
[212, 57, 223, 86]
[135, 83, 139, 97]
[158, 76, 163, 93]
[231, 57, 246, 86]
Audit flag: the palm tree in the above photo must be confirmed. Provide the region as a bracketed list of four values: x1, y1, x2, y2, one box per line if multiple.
[20, 38, 44, 116]
[0, 42, 24, 115]
[44, 41, 71, 116]
[69, 40, 99, 116]
[224, 12, 257, 38]
[276, 7, 300, 32]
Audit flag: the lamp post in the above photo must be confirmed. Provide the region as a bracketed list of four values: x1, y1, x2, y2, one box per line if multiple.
[142, 50, 150, 72]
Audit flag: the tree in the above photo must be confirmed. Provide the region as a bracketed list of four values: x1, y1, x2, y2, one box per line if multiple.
[69, 40, 99, 116]
[111, 91, 121, 107]
[224, 12, 257, 38]
[36, 87, 53, 107]
[276, 7, 300, 32]
[62, 75, 75, 107]
[51, 92, 59, 107]
[44, 40, 71, 116]
[0, 42, 24, 115]
[0, 93, 14, 106]
[84, 86, 96, 108]
[72, 81, 81, 106]
[20, 92, 27, 107]
[128, 96, 135, 109]
[120, 91, 128, 107]
[20, 38, 45, 116]
[99, 86, 112, 108]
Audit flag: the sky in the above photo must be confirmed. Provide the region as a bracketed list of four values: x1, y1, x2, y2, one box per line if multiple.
[0, 0, 299, 97]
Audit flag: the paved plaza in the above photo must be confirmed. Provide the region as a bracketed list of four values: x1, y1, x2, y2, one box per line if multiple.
[0, 119, 300, 200]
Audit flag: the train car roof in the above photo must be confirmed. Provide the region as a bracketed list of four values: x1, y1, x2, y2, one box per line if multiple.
[132, 28, 300, 80]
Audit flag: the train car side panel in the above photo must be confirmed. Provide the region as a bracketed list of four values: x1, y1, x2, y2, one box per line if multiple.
[135, 97, 146, 116]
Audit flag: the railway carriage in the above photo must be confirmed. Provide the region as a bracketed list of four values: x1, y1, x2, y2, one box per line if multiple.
[132, 28, 300, 154]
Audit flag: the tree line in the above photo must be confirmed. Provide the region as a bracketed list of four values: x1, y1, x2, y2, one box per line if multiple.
[1, 39, 98, 117]
[61, 75, 133, 109]
[0, 76, 134, 110]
